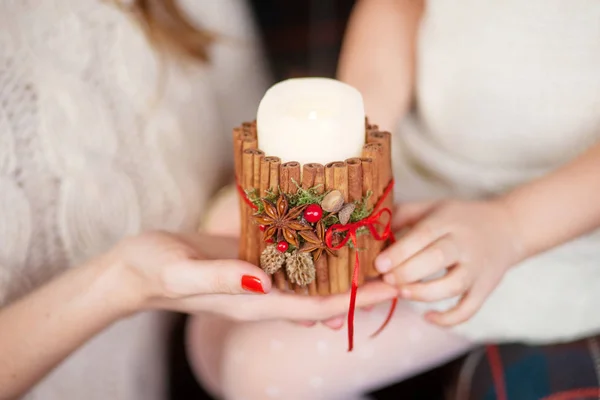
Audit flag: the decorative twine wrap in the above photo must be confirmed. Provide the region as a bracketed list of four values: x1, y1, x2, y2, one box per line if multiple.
[233, 120, 397, 351]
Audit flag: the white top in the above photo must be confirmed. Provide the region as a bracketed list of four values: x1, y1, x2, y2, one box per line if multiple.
[0, 0, 268, 398]
[394, 0, 600, 343]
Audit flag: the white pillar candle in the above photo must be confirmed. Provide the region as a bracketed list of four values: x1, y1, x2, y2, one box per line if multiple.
[256, 78, 365, 166]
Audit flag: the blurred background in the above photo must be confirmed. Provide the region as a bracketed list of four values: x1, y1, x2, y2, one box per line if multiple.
[169, 1, 458, 398]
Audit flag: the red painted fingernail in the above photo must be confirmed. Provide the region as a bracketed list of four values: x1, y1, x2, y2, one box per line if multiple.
[241, 275, 265, 294]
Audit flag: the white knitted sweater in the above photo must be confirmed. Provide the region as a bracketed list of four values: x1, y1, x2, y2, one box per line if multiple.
[0, 0, 268, 398]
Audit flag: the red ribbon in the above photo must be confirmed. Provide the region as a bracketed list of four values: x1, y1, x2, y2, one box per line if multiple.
[325, 179, 396, 351]
[236, 183, 258, 211]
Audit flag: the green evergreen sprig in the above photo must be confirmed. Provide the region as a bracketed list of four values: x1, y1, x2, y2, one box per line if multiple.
[246, 183, 376, 251]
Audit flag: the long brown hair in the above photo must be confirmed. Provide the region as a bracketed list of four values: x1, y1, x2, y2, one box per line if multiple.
[125, 0, 215, 62]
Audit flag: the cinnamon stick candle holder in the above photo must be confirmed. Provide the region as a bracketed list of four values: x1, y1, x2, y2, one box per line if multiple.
[234, 120, 394, 296]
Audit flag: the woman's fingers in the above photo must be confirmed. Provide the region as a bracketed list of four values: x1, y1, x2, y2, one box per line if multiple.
[376, 221, 446, 274]
[180, 281, 397, 322]
[399, 265, 471, 302]
[294, 320, 317, 327]
[383, 236, 460, 285]
[314, 281, 398, 320]
[321, 315, 345, 330]
[268, 281, 397, 321]
[161, 259, 272, 296]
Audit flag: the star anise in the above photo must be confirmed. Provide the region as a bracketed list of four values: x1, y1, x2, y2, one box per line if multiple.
[253, 195, 310, 247]
[299, 220, 337, 261]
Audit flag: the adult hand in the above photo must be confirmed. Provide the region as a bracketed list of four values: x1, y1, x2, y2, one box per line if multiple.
[105, 231, 398, 322]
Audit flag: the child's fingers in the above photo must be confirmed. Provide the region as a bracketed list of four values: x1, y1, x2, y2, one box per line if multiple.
[376, 221, 446, 273]
[425, 286, 485, 326]
[398, 265, 471, 302]
[391, 201, 439, 231]
[384, 236, 460, 285]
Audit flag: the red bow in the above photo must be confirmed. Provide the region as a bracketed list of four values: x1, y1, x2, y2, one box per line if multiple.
[325, 180, 397, 352]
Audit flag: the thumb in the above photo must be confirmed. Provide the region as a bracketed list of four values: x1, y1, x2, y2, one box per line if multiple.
[162, 259, 272, 296]
[392, 201, 439, 231]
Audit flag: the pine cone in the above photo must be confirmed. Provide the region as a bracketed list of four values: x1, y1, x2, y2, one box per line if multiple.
[260, 245, 285, 274]
[285, 250, 316, 286]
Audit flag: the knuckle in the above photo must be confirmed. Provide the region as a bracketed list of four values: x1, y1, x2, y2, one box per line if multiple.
[448, 279, 466, 296]
[430, 246, 447, 266]
[419, 223, 437, 243]
[158, 266, 179, 299]
[451, 301, 480, 325]
[210, 272, 232, 294]
[453, 308, 473, 324]
[395, 268, 414, 284]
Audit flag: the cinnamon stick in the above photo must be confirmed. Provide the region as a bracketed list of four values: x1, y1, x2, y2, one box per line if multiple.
[258, 157, 271, 266]
[242, 139, 257, 155]
[366, 131, 392, 196]
[265, 156, 286, 290]
[282, 162, 303, 294]
[367, 124, 379, 137]
[266, 156, 281, 193]
[346, 158, 363, 286]
[367, 132, 394, 267]
[246, 150, 264, 266]
[334, 161, 350, 293]
[362, 142, 384, 278]
[302, 163, 326, 296]
[233, 127, 243, 182]
[242, 121, 256, 139]
[325, 162, 340, 294]
[346, 158, 363, 203]
[359, 158, 377, 280]
[259, 158, 271, 196]
[241, 149, 256, 262]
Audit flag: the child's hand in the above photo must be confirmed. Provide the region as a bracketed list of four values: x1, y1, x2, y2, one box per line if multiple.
[375, 199, 525, 326]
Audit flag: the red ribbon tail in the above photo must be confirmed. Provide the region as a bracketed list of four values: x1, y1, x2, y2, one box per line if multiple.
[347, 248, 360, 352]
[370, 297, 398, 338]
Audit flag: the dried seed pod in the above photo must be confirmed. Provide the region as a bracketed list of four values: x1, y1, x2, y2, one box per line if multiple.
[285, 250, 316, 286]
[321, 190, 344, 213]
[260, 245, 285, 274]
[338, 203, 356, 225]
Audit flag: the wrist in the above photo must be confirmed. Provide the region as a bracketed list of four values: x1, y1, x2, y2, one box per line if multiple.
[86, 253, 145, 318]
[493, 193, 535, 262]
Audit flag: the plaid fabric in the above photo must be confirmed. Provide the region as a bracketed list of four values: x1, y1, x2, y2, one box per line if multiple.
[450, 337, 600, 400]
[248, 0, 355, 80]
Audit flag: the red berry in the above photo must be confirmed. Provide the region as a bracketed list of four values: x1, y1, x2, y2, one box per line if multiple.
[259, 225, 266, 232]
[266, 238, 274, 244]
[304, 204, 323, 223]
[276, 241, 289, 253]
